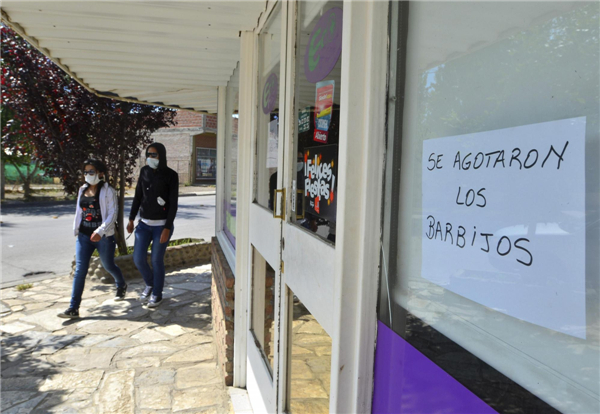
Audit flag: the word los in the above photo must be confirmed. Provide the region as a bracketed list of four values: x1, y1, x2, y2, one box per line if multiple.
[456, 187, 486, 208]
[427, 141, 569, 171]
[304, 155, 336, 200]
[425, 215, 533, 267]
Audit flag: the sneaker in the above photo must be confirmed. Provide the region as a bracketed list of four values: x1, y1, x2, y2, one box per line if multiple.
[115, 284, 128, 301]
[147, 295, 162, 308]
[139, 286, 153, 303]
[57, 308, 79, 319]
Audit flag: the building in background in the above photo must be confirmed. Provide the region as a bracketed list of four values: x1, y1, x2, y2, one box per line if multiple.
[135, 111, 218, 185]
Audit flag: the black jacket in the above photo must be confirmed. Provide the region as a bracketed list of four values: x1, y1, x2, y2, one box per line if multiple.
[129, 143, 179, 229]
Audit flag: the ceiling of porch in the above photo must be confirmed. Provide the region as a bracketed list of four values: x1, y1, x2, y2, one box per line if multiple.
[1, 1, 266, 113]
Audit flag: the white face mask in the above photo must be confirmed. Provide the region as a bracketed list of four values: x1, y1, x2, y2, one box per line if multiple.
[297, 162, 304, 172]
[85, 174, 101, 186]
[147, 158, 159, 169]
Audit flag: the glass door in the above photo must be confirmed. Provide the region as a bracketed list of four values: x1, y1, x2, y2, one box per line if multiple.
[279, 1, 343, 411]
[246, 2, 288, 413]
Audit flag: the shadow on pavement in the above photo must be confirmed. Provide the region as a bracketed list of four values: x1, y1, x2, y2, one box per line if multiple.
[1, 331, 75, 413]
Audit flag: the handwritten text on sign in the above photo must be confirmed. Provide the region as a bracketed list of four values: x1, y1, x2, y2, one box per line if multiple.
[421, 117, 586, 338]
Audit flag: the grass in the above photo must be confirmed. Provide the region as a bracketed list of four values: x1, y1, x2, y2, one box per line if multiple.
[92, 238, 202, 257]
[16, 283, 33, 291]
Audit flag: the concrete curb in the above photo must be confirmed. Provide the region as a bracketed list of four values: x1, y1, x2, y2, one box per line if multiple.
[1, 192, 215, 209]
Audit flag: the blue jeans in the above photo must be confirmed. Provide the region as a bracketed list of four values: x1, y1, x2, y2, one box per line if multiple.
[133, 222, 173, 299]
[70, 233, 126, 310]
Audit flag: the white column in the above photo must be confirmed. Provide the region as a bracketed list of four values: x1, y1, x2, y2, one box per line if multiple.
[330, 1, 389, 413]
[233, 30, 257, 388]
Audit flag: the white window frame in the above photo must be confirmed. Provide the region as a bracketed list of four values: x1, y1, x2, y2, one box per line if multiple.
[327, 2, 389, 412]
[228, 1, 390, 410]
[215, 86, 237, 273]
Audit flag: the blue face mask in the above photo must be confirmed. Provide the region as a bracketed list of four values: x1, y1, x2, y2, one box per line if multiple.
[147, 158, 159, 169]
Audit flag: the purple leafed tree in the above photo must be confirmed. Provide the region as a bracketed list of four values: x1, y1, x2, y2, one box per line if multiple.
[2, 26, 177, 253]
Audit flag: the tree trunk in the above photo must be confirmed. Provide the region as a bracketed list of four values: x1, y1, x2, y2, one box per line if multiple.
[1, 157, 5, 200]
[22, 160, 40, 200]
[12, 160, 38, 200]
[115, 148, 128, 255]
[22, 163, 32, 200]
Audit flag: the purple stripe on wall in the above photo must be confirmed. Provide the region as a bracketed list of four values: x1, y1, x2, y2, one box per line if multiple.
[372, 321, 498, 414]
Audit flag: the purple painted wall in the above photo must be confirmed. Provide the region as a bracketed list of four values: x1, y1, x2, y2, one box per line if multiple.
[372, 321, 498, 414]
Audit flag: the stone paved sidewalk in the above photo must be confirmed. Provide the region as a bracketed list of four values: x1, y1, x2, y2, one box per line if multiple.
[0, 264, 233, 414]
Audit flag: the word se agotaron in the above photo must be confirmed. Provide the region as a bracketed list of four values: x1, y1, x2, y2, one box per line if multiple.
[424, 140, 572, 268]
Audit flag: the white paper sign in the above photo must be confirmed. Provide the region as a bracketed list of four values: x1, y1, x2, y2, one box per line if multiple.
[422, 117, 586, 338]
[266, 119, 279, 168]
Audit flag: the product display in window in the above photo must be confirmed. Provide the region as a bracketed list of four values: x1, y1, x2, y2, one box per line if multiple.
[292, 1, 344, 244]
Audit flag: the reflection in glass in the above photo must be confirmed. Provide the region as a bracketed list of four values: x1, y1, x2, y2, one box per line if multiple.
[223, 64, 240, 247]
[292, 1, 343, 244]
[288, 292, 331, 413]
[251, 247, 276, 375]
[382, 2, 599, 413]
[255, 3, 282, 211]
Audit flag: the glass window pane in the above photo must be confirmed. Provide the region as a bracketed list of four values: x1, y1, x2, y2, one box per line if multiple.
[382, 3, 599, 414]
[224, 64, 240, 247]
[291, 1, 343, 244]
[196, 148, 216, 180]
[287, 290, 331, 413]
[251, 247, 276, 376]
[255, 3, 283, 211]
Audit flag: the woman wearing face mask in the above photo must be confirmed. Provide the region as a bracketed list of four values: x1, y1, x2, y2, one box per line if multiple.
[127, 143, 179, 308]
[58, 159, 127, 319]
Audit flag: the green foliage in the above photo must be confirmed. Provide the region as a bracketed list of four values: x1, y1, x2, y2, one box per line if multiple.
[16, 283, 33, 291]
[4, 163, 53, 184]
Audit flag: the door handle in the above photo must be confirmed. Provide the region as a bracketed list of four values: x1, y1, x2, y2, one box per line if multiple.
[296, 190, 305, 219]
[273, 188, 286, 219]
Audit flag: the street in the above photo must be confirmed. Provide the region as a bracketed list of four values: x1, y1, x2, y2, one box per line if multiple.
[0, 195, 215, 288]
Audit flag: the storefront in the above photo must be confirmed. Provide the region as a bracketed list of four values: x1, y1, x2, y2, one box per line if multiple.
[373, 2, 599, 413]
[4, 1, 598, 412]
[213, 1, 599, 413]
[212, 2, 390, 411]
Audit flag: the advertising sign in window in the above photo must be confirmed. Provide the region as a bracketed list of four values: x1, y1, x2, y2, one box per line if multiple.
[303, 144, 338, 222]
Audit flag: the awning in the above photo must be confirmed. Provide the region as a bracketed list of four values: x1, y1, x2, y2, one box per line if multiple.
[1, 1, 266, 113]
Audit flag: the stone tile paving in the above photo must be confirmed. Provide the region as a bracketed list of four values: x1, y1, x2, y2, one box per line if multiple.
[0, 264, 233, 414]
[288, 301, 332, 414]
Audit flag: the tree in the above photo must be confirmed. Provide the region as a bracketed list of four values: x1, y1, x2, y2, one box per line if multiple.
[1, 106, 41, 199]
[2, 26, 177, 254]
[2, 25, 97, 195]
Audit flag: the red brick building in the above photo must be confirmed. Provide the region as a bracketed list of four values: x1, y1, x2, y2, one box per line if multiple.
[136, 111, 218, 184]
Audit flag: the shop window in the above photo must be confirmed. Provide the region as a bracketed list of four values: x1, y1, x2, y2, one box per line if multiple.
[254, 2, 282, 211]
[196, 148, 216, 180]
[291, 1, 343, 244]
[223, 63, 240, 247]
[377, 2, 599, 414]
